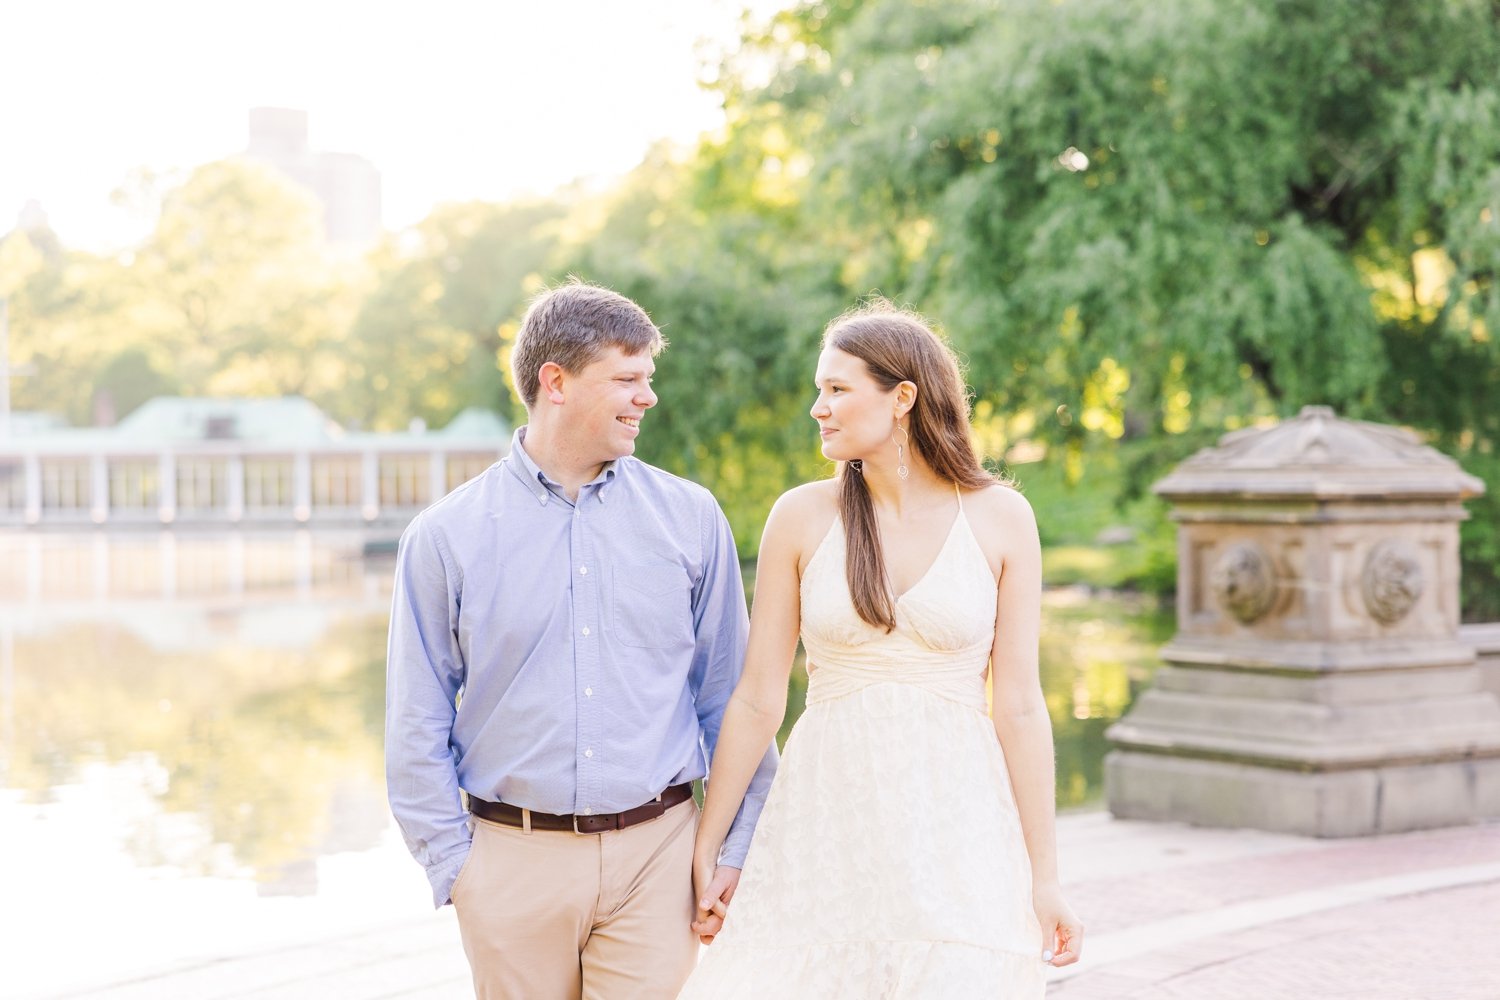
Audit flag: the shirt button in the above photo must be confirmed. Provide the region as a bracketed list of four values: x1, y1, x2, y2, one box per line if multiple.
[582, 807, 593, 815]
[579, 565, 588, 575]
[581, 626, 590, 636]
[584, 749, 594, 758]
[584, 687, 593, 697]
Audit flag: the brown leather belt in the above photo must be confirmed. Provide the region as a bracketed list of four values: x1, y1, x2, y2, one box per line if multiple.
[469, 783, 694, 834]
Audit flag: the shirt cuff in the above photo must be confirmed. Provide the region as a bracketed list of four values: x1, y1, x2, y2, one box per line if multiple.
[427, 847, 471, 909]
[717, 830, 752, 870]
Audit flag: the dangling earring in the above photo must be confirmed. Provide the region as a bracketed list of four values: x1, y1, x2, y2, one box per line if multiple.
[847, 459, 863, 474]
[892, 421, 909, 481]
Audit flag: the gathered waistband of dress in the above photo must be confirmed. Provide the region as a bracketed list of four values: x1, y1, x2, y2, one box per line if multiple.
[805, 659, 989, 713]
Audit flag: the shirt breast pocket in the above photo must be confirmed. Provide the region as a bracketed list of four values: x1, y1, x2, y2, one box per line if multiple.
[612, 560, 693, 650]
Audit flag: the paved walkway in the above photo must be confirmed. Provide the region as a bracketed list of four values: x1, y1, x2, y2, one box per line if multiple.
[1051, 815, 1500, 999]
[45, 813, 1500, 999]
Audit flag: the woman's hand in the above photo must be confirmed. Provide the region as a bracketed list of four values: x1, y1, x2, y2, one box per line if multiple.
[1034, 881, 1083, 967]
[691, 852, 740, 945]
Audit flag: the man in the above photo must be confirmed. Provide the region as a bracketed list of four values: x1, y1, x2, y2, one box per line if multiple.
[385, 280, 777, 999]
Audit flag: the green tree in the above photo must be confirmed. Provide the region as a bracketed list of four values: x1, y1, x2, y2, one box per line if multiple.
[0, 226, 139, 426]
[91, 346, 181, 422]
[560, 146, 848, 547]
[342, 200, 566, 430]
[2, 162, 356, 425]
[125, 158, 357, 405]
[715, 0, 1500, 611]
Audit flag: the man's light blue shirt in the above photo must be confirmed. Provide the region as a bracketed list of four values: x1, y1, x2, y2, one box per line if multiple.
[386, 428, 778, 907]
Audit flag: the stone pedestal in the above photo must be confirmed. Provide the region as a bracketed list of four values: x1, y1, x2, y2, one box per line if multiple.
[1106, 406, 1500, 835]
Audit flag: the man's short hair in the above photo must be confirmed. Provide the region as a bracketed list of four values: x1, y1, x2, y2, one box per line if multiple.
[510, 279, 665, 408]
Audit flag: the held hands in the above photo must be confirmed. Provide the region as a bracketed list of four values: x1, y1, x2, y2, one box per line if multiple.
[1034, 882, 1083, 968]
[691, 856, 741, 945]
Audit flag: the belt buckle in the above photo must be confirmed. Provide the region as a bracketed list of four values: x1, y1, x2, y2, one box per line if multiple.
[573, 812, 613, 835]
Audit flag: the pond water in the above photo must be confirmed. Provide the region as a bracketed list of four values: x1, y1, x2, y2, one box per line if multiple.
[0, 531, 1170, 994]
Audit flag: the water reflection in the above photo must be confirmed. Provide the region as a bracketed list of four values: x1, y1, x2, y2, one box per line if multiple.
[1041, 588, 1174, 808]
[0, 531, 393, 901]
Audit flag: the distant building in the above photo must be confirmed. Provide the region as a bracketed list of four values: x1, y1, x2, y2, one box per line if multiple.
[245, 108, 383, 246]
[3, 199, 62, 258]
[15, 199, 50, 234]
[0, 396, 509, 527]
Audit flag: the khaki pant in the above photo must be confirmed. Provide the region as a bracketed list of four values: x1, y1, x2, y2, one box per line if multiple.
[450, 797, 699, 1000]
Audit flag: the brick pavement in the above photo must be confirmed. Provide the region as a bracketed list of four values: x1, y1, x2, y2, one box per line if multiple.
[1065, 821, 1500, 936]
[1052, 818, 1500, 999]
[1052, 880, 1500, 999]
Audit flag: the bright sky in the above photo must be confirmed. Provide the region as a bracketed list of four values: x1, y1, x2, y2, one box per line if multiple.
[0, 0, 785, 252]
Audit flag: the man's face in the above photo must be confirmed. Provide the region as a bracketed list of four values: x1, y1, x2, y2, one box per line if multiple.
[559, 345, 658, 464]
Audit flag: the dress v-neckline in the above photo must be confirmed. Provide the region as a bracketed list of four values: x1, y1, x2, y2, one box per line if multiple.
[892, 506, 965, 603]
[803, 486, 971, 605]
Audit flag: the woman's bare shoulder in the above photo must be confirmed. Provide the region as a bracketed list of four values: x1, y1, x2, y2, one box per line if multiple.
[966, 481, 1036, 521]
[776, 478, 840, 512]
[762, 479, 840, 560]
[963, 482, 1039, 558]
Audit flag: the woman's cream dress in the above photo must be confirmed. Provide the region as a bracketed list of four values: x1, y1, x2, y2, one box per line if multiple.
[678, 495, 1046, 998]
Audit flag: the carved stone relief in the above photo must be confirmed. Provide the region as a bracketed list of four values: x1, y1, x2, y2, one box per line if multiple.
[1210, 543, 1277, 624]
[1361, 540, 1424, 624]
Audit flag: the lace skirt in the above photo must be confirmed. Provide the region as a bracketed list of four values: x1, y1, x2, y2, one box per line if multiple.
[678, 680, 1047, 999]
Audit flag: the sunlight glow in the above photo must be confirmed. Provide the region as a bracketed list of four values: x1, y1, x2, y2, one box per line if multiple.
[0, 0, 788, 251]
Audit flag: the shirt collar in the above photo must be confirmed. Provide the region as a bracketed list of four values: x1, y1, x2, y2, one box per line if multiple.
[507, 426, 618, 506]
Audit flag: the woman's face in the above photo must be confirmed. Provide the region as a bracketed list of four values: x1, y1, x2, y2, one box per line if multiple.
[810, 346, 899, 464]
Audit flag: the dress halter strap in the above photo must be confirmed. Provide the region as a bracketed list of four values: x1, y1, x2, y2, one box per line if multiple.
[953, 482, 962, 510]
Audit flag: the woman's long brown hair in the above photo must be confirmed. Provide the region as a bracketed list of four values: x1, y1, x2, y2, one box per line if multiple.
[825, 301, 1002, 632]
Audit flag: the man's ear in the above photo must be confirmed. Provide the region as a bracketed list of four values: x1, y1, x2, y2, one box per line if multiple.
[538, 361, 567, 405]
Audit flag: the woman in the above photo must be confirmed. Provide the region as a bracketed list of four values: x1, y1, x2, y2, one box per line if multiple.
[678, 302, 1082, 998]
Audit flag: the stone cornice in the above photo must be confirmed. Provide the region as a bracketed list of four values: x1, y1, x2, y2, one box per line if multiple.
[1155, 406, 1486, 502]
